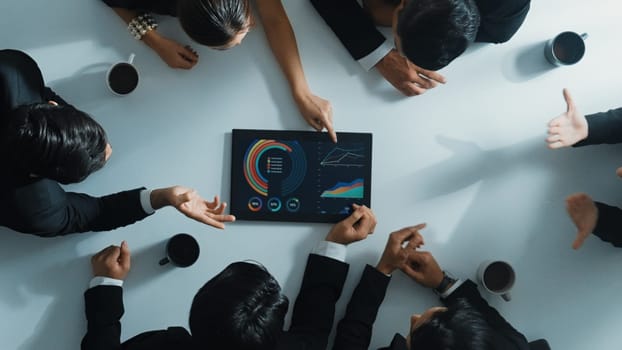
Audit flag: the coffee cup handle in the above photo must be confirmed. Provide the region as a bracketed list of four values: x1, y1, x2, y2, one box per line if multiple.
[128, 53, 135, 64]
[580, 33, 588, 40]
[501, 291, 512, 302]
[158, 257, 170, 266]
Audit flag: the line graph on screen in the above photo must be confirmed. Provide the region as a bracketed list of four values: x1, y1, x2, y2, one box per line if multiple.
[320, 147, 365, 167]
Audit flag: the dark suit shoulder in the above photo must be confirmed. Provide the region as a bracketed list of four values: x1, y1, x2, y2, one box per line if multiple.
[378, 333, 407, 350]
[475, 0, 530, 43]
[122, 327, 192, 350]
[0, 49, 45, 114]
[310, 0, 387, 60]
[443, 280, 529, 349]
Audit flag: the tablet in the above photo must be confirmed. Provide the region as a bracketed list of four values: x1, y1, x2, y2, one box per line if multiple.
[230, 129, 372, 223]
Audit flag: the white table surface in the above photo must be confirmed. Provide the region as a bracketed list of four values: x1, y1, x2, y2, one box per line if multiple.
[1, 0, 622, 349]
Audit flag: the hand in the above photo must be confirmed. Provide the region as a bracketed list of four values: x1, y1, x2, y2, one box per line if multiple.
[546, 88, 588, 149]
[144, 31, 199, 69]
[376, 224, 426, 275]
[375, 50, 446, 97]
[169, 187, 236, 229]
[566, 193, 598, 249]
[295, 91, 337, 143]
[151, 186, 236, 229]
[325, 204, 376, 245]
[401, 251, 444, 289]
[91, 241, 131, 280]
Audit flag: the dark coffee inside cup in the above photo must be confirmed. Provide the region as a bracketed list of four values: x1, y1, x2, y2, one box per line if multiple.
[108, 63, 139, 95]
[552, 32, 585, 65]
[160, 233, 200, 267]
[483, 262, 513, 292]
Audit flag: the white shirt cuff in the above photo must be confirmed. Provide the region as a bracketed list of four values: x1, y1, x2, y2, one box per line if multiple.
[358, 40, 394, 71]
[313, 241, 347, 263]
[89, 276, 124, 289]
[440, 278, 465, 299]
[140, 189, 155, 214]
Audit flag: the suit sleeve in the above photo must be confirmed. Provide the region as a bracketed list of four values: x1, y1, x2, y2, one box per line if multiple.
[101, 0, 149, 10]
[100, 0, 177, 16]
[574, 108, 622, 147]
[10, 179, 150, 236]
[442, 280, 528, 349]
[332, 265, 391, 350]
[62, 189, 151, 234]
[81, 286, 124, 350]
[592, 201, 622, 247]
[277, 254, 349, 350]
[310, 0, 386, 60]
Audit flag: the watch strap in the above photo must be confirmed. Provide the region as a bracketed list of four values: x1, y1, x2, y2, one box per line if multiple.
[434, 271, 456, 295]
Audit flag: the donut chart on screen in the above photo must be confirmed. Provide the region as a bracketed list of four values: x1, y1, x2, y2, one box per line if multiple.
[243, 139, 307, 197]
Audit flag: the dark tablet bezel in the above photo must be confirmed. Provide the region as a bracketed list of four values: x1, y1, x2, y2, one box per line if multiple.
[230, 129, 372, 223]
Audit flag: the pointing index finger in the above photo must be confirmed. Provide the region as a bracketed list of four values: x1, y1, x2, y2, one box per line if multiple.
[393, 223, 427, 241]
[326, 122, 337, 143]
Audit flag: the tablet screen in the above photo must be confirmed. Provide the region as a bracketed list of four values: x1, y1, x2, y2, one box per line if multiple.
[230, 129, 372, 223]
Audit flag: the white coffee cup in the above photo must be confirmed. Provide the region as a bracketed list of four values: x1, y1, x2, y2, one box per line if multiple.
[106, 53, 139, 96]
[477, 260, 516, 302]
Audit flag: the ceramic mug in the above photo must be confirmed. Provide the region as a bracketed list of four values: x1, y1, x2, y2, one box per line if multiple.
[159, 233, 200, 268]
[106, 53, 139, 95]
[544, 31, 588, 66]
[477, 260, 516, 302]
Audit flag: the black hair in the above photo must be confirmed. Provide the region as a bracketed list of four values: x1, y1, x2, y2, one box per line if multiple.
[410, 299, 494, 350]
[177, 0, 251, 47]
[1, 103, 108, 184]
[397, 0, 480, 71]
[189, 261, 290, 350]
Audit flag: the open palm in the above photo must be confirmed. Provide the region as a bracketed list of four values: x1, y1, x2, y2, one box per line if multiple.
[169, 186, 236, 229]
[547, 89, 588, 149]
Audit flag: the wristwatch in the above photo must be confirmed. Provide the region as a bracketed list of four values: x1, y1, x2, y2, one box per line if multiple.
[434, 271, 456, 295]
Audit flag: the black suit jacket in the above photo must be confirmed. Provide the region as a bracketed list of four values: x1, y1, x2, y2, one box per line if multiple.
[573, 107, 622, 247]
[101, 0, 177, 16]
[310, 0, 530, 62]
[333, 265, 391, 350]
[0, 178, 150, 237]
[82, 254, 349, 350]
[333, 267, 528, 350]
[0, 49, 151, 236]
[0, 49, 70, 116]
[82, 285, 193, 350]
